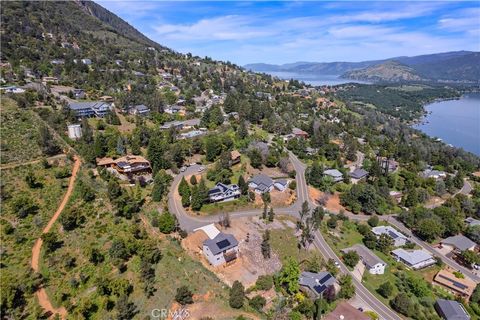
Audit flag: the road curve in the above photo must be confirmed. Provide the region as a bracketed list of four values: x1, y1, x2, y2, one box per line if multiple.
[167, 152, 401, 319]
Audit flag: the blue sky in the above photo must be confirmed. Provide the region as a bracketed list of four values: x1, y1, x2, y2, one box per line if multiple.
[97, 1, 480, 65]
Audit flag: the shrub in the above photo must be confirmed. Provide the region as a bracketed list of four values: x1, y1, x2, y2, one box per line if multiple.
[229, 281, 245, 308]
[175, 286, 194, 305]
[377, 282, 394, 298]
[158, 212, 176, 234]
[255, 275, 273, 291]
[289, 180, 297, 190]
[249, 295, 266, 311]
[367, 215, 379, 227]
[343, 251, 360, 268]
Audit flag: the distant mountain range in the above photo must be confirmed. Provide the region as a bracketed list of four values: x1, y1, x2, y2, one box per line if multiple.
[244, 51, 480, 83]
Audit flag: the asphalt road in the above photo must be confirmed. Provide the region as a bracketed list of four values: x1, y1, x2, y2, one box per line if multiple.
[167, 152, 474, 320]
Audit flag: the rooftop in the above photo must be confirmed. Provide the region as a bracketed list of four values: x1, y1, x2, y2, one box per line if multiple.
[442, 235, 476, 251]
[435, 299, 471, 320]
[465, 217, 480, 226]
[324, 302, 370, 320]
[349, 168, 369, 179]
[392, 249, 434, 265]
[324, 169, 343, 178]
[434, 269, 476, 298]
[203, 232, 238, 255]
[342, 244, 386, 269]
[193, 223, 220, 240]
[299, 271, 336, 296]
[372, 226, 407, 240]
[249, 174, 274, 188]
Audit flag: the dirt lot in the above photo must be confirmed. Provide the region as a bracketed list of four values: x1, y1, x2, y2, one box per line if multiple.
[254, 188, 296, 208]
[248, 165, 291, 178]
[309, 187, 345, 213]
[182, 217, 292, 288]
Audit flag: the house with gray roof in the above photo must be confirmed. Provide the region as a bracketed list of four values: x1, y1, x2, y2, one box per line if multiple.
[249, 174, 274, 193]
[127, 104, 150, 116]
[68, 101, 112, 118]
[421, 168, 447, 180]
[299, 271, 336, 298]
[392, 249, 436, 270]
[435, 299, 471, 320]
[203, 232, 239, 267]
[465, 217, 480, 227]
[323, 169, 344, 183]
[208, 183, 241, 202]
[441, 235, 476, 252]
[342, 244, 387, 275]
[349, 168, 369, 180]
[372, 226, 408, 247]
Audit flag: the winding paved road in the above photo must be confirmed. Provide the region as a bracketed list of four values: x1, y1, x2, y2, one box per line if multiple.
[167, 152, 402, 320]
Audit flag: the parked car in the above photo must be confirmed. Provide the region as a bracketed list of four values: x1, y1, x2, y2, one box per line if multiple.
[180, 166, 187, 172]
[198, 166, 205, 172]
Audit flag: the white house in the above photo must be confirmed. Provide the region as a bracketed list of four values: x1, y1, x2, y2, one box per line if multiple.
[372, 226, 408, 247]
[67, 124, 82, 140]
[207, 183, 241, 202]
[392, 249, 436, 270]
[202, 231, 239, 267]
[342, 244, 387, 275]
[273, 179, 289, 191]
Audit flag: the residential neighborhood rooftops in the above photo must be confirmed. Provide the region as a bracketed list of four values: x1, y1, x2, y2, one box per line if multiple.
[434, 269, 476, 299]
[435, 299, 471, 320]
[372, 226, 407, 240]
[342, 244, 385, 269]
[203, 232, 238, 255]
[324, 301, 370, 320]
[442, 235, 476, 252]
[392, 249, 434, 266]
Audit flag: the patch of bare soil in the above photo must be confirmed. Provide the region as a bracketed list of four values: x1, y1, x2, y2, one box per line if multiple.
[254, 189, 296, 208]
[308, 187, 346, 213]
[182, 217, 283, 288]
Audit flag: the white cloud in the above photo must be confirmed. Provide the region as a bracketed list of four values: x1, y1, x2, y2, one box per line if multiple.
[138, 2, 480, 64]
[154, 15, 273, 41]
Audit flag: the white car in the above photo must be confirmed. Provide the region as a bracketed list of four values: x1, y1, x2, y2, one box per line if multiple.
[334, 261, 340, 268]
[198, 166, 205, 172]
[180, 166, 187, 172]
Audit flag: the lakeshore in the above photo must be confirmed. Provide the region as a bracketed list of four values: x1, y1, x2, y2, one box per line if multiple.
[413, 93, 480, 155]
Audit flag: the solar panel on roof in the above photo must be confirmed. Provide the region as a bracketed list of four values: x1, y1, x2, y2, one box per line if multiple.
[438, 275, 468, 290]
[216, 239, 231, 249]
[319, 273, 332, 284]
[314, 285, 326, 294]
[388, 231, 399, 239]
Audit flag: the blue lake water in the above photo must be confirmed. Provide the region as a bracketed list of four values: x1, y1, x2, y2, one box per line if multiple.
[413, 93, 480, 155]
[265, 71, 371, 86]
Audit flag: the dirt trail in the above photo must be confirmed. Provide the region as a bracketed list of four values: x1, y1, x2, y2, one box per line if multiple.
[31, 156, 81, 319]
